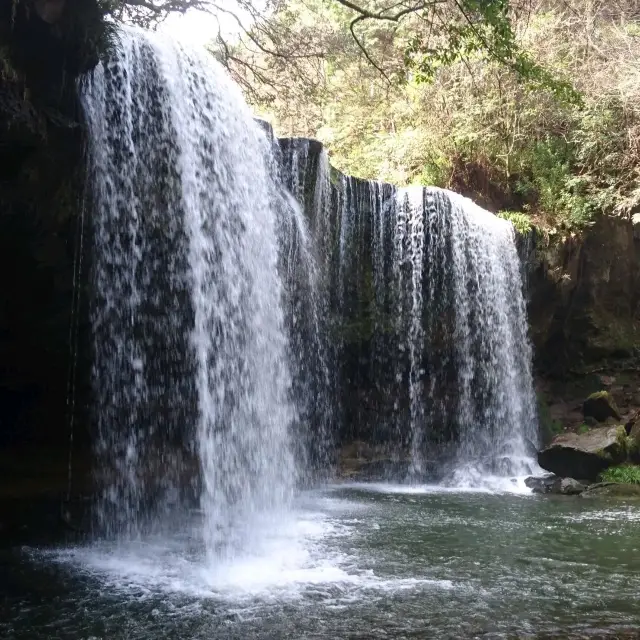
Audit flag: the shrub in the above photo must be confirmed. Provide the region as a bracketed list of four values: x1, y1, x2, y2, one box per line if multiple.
[598, 464, 640, 485]
[497, 210, 532, 235]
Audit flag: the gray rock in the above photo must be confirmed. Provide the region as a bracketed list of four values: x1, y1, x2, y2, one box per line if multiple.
[526, 475, 587, 495]
[525, 474, 556, 494]
[537, 425, 628, 480]
[625, 409, 640, 435]
[553, 477, 587, 495]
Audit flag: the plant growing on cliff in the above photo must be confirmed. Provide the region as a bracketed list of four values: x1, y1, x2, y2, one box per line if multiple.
[497, 210, 531, 235]
[598, 464, 640, 485]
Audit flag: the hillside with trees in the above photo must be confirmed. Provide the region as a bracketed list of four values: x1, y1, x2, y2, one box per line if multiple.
[221, 0, 640, 233]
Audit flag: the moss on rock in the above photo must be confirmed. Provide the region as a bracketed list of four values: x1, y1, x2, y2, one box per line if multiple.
[581, 482, 640, 498]
[538, 425, 628, 480]
[583, 391, 621, 422]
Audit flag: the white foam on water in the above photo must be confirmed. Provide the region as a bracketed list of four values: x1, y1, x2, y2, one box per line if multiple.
[29, 498, 454, 608]
[339, 479, 533, 495]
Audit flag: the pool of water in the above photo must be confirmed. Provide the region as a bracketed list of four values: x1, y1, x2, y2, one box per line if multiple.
[3, 484, 640, 639]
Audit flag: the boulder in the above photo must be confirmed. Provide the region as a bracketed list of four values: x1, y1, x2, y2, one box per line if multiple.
[554, 477, 587, 495]
[625, 409, 640, 434]
[537, 425, 627, 480]
[525, 474, 556, 494]
[525, 475, 587, 495]
[581, 482, 640, 498]
[583, 391, 621, 422]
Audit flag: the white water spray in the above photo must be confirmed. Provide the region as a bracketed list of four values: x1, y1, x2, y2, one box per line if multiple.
[82, 28, 296, 555]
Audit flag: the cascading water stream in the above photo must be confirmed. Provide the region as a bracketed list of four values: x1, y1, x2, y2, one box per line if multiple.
[446, 191, 539, 483]
[281, 141, 539, 483]
[82, 25, 537, 549]
[82, 28, 297, 556]
[276, 139, 335, 476]
[392, 188, 538, 482]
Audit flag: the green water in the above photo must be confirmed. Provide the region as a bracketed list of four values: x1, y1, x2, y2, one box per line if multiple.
[2, 485, 640, 639]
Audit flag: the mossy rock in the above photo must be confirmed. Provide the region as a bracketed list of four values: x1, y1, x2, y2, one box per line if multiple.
[583, 391, 621, 423]
[538, 425, 628, 480]
[581, 482, 640, 499]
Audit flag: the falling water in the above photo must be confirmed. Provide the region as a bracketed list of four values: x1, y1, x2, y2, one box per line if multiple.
[82, 28, 296, 554]
[281, 137, 538, 483]
[81, 22, 537, 533]
[392, 188, 538, 482]
[398, 188, 427, 477]
[277, 139, 335, 475]
[445, 191, 538, 483]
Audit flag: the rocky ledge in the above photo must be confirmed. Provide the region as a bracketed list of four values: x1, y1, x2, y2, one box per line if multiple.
[528, 389, 640, 497]
[525, 475, 640, 498]
[537, 387, 638, 464]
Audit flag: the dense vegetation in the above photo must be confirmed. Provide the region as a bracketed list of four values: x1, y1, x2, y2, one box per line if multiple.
[221, 0, 640, 231]
[599, 464, 640, 485]
[45, 0, 638, 232]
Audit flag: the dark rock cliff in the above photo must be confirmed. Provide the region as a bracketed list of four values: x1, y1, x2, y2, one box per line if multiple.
[0, 0, 106, 462]
[524, 217, 640, 441]
[525, 218, 640, 374]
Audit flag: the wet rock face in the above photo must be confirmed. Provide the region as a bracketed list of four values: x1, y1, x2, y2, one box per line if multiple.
[525, 218, 640, 376]
[537, 425, 628, 480]
[34, 0, 66, 24]
[0, 0, 106, 449]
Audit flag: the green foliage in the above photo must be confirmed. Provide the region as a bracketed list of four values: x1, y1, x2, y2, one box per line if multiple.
[515, 137, 594, 228]
[598, 464, 640, 485]
[577, 424, 590, 434]
[228, 1, 640, 232]
[497, 210, 531, 235]
[406, 0, 580, 105]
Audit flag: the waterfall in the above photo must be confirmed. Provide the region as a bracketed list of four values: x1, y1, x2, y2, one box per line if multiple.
[429, 190, 538, 481]
[389, 187, 538, 480]
[276, 138, 335, 476]
[81, 23, 536, 527]
[393, 188, 538, 480]
[280, 138, 538, 483]
[81, 28, 297, 553]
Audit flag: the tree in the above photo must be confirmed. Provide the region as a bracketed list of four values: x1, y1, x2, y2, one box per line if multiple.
[219, 0, 640, 230]
[109, 0, 536, 83]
